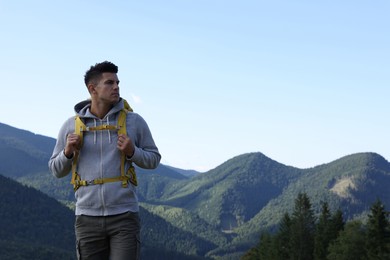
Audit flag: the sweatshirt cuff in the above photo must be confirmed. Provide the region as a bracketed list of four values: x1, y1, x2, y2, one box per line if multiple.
[63, 149, 74, 159]
[61, 149, 73, 162]
[126, 147, 139, 161]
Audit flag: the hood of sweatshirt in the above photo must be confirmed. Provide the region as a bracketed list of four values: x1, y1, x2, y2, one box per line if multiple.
[74, 98, 126, 119]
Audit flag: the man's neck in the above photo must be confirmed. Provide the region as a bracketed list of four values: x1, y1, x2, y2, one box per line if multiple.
[90, 102, 112, 119]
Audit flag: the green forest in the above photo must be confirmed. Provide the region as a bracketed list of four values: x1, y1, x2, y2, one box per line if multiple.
[242, 193, 390, 260]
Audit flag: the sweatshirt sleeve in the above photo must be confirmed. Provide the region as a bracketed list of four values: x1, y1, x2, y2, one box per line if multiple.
[127, 114, 161, 169]
[48, 117, 74, 178]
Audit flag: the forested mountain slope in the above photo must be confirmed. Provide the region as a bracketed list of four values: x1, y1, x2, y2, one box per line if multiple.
[158, 152, 303, 230]
[211, 152, 390, 257]
[0, 122, 55, 178]
[0, 174, 75, 259]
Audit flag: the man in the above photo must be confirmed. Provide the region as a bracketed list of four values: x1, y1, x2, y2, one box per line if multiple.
[49, 61, 161, 259]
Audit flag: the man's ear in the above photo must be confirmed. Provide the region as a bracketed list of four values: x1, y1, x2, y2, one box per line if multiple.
[87, 83, 96, 94]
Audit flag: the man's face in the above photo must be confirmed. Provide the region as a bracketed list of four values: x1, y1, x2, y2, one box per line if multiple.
[93, 72, 120, 104]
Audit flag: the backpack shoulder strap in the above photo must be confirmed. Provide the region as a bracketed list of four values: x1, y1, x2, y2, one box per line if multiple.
[117, 109, 127, 136]
[123, 99, 133, 113]
[117, 109, 130, 187]
[70, 115, 86, 190]
[74, 116, 87, 145]
[118, 100, 138, 186]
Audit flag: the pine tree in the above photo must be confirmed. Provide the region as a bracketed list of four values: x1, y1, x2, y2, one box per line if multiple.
[241, 232, 275, 260]
[274, 212, 292, 259]
[257, 232, 275, 259]
[366, 199, 390, 259]
[314, 202, 332, 260]
[329, 209, 344, 239]
[327, 220, 367, 260]
[289, 192, 316, 260]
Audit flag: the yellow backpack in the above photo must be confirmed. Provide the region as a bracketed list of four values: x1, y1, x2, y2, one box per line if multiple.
[70, 99, 137, 191]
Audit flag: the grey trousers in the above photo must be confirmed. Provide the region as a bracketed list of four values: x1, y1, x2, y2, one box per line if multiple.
[75, 212, 140, 260]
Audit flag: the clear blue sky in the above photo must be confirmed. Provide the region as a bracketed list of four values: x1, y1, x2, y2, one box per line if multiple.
[1, 1, 389, 171]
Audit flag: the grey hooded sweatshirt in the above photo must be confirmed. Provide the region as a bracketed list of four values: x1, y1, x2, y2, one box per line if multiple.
[48, 99, 161, 216]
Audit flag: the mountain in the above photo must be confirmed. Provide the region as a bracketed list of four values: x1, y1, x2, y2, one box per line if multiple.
[157, 153, 303, 229]
[136, 165, 189, 201]
[0, 123, 56, 178]
[1, 122, 390, 259]
[0, 174, 75, 259]
[210, 152, 390, 257]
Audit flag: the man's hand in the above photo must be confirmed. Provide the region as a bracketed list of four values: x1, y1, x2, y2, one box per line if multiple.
[117, 134, 135, 157]
[64, 133, 81, 158]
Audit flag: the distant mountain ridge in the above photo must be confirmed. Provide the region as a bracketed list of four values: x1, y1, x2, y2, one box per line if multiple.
[157, 152, 303, 229]
[165, 165, 200, 177]
[0, 122, 56, 178]
[1, 122, 389, 259]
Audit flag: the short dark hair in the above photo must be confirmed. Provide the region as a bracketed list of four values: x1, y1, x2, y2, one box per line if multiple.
[84, 61, 118, 86]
